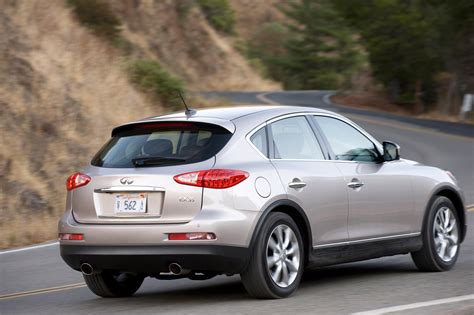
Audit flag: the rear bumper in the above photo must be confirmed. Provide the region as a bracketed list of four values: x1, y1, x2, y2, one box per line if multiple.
[58, 208, 261, 247]
[60, 244, 250, 274]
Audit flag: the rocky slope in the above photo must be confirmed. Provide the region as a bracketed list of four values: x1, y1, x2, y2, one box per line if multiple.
[0, 0, 276, 247]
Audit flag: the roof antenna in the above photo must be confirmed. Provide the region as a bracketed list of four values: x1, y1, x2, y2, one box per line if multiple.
[178, 91, 196, 116]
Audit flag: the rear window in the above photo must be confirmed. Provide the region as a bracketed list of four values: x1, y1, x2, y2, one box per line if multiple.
[91, 122, 232, 168]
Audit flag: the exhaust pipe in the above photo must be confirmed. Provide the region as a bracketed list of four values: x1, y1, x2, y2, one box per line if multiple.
[169, 262, 190, 275]
[80, 263, 95, 276]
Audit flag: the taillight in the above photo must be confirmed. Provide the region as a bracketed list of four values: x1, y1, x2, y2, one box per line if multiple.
[173, 169, 249, 189]
[59, 233, 84, 241]
[66, 172, 91, 191]
[168, 232, 216, 241]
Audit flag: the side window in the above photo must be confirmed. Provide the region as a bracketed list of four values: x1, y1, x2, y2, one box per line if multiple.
[314, 116, 380, 162]
[269, 116, 325, 160]
[250, 127, 268, 157]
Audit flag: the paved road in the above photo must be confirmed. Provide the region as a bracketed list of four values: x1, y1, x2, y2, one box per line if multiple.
[1, 91, 473, 314]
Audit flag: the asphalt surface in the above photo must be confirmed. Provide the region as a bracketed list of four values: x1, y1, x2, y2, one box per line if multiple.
[1, 91, 473, 314]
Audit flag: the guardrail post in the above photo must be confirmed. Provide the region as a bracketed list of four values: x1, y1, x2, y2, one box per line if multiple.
[459, 93, 473, 121]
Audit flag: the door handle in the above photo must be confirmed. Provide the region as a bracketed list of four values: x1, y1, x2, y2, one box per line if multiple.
[347, 178, 364, 189]
[289, 179, 306, 189]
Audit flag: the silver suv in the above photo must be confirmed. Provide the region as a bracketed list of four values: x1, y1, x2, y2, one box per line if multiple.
[59, 106, 467, 298]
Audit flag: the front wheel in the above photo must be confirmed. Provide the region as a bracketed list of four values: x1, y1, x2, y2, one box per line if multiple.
[411, 196, 461, 271]
[241, 212, 304, 299]
[83, 271, 144, 298]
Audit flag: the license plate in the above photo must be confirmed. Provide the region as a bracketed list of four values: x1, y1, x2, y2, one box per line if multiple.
[115, 194, 147, 213]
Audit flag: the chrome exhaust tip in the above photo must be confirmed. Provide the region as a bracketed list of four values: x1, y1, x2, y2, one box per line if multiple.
[169, 262, 190, 275]
[80, 263, 95, 276]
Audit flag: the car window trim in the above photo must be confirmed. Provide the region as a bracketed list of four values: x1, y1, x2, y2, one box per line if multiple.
[246, 124, 270, 159]
[310, 114, 384, 164]
[305, 115, 332, 160]
[268, 114, 328, 160]
[266, 123, 275, 159]
[249, 125, 270, 158]
[246, 113, 330, 161]
[246, 112, 385, 164]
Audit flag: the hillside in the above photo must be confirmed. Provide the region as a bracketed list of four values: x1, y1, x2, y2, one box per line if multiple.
[110, 0, 277, 91]
[0, 0, 277, 248]
[229, 0, 285, 38]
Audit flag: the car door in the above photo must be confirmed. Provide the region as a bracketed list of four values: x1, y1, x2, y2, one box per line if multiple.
[312, 115, 415, 240]
[267, 115, 349, 246]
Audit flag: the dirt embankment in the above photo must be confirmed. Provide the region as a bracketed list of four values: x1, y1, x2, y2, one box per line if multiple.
[0, 0, 276, 248]
[110, 0, 278, 91]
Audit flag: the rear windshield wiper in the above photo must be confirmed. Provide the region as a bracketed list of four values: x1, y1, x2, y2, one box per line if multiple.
[132, 157, 187, 167]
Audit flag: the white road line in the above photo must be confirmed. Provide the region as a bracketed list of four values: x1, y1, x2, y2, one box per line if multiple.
[322, 93, 335, 105]
[256, 92, 280, 105]
[352, 294, 474, 315]
[0, 241, 58, 255]
[0, 283, 86, 300]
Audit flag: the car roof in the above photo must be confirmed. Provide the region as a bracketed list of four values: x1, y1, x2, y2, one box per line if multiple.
[140, 105, 335, 121]
[112, 105, 340, 135]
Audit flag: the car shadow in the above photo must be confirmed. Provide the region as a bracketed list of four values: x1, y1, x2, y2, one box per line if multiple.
[92, 256, 419, 307]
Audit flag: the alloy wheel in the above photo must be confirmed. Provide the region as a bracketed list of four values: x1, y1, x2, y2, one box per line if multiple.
[433, 207, 459, 262]
[266, 224, 301, 288]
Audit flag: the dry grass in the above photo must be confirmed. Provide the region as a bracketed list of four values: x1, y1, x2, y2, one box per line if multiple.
[1, 213, 59, 247]
[0, 0, 278, 249]
[109, 0, 280, 91]
[0, 0, 156, 248]
[332, 91, 471, 123]
[229, 0, 286, 39]
[332, 91, 412, 115]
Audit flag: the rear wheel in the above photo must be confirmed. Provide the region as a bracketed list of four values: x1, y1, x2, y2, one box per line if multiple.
[83, 271, 144, 298]
[411, 196, 460, 271]
[241, 212, 304, 299]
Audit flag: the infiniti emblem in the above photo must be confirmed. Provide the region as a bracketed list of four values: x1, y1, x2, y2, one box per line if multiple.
[120, 177, 134, 185]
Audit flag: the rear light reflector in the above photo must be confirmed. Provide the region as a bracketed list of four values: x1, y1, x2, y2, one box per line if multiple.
[66, 172, 91, 191]
[168, 232, 216, 241]
[173, 169, 249, 189]
[59, 233, 84, 241]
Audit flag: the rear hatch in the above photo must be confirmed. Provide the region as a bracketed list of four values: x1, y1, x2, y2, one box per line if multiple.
[71, 121, 232, 224]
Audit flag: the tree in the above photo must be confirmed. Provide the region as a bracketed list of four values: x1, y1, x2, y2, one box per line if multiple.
[279, 0, 363, 90]
[197, 0, 235, 34]
[334, 0, 442, 108]
[246, 22, 290, 82]
[429, 0, 474, 113]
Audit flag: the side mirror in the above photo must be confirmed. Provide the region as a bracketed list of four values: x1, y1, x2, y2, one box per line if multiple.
[383, 141, 400, 161]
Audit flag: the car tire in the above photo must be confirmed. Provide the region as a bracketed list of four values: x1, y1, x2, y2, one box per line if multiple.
[83, 271, 144, 298]
[241, 212, 304, 299]
[411, 196, 461, 272]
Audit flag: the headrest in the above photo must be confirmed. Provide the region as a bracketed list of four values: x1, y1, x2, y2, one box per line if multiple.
[197, 138, 210, 147]
[143, 139, 173, 156]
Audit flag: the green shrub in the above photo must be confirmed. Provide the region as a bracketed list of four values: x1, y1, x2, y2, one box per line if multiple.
[197, 0, 235, 34]
[127, 60, 185, 109]
[67, 0, 121, 42]
[246, 22, 290, 81]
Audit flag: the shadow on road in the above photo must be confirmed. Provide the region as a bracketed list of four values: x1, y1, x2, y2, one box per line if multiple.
[112, 258, 418, 304]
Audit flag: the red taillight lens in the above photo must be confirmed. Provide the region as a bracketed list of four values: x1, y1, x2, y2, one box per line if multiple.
[168, 232, 216, 241]
[59, 233, 84, 241]
[66, 172, 91, 191]
[173, 169, 249, 189]
[203, 169, 249, 188]
[173, 170, 206, 187]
